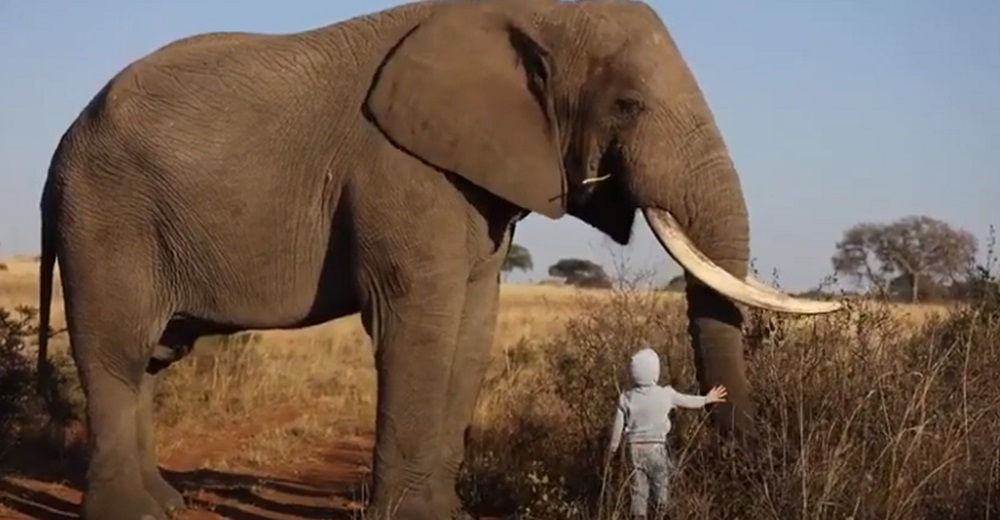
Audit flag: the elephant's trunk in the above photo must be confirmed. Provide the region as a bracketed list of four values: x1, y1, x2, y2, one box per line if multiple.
[652, 199, 755, 435]
[644, 121, 755, 433]
[633, 96, 840, 436]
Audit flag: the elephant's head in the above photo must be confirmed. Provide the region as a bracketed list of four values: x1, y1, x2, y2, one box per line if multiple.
[365, 0, 842, 433]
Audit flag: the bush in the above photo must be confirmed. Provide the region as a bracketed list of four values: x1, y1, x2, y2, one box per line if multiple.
[458, 263, 1000, 519]
[0, 305, 41, 459]
[0, 305, 82, 468]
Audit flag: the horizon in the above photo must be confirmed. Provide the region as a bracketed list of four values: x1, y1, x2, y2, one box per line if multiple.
[1, 1, 997, 291]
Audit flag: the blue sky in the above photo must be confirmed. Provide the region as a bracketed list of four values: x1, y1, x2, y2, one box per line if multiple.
[1, 1, 997, 291]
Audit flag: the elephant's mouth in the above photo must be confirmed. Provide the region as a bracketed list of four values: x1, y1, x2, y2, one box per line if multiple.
[642, 208, 842, 314]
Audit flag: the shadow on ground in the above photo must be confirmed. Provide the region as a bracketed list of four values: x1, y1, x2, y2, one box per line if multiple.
[0, 443, 365, 519]
[0, 478, 78, 520]
[166, 467, 362, 519]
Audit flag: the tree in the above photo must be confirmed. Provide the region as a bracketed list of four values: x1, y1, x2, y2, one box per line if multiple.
[501, 243, 533, 280]
[886, 273, 948, 302]
[548, 258, 612, 289]
[831, 215, 978, 302]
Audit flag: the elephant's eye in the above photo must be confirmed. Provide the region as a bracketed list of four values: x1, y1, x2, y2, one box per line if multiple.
[613, 96, 644, 118]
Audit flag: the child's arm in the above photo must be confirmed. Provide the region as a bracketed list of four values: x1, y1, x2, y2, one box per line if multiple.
[668, 386, 709, 409]
[668, 385, 728, 409]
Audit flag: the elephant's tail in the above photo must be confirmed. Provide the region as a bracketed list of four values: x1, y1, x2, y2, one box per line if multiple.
[37, 176, 57, 402]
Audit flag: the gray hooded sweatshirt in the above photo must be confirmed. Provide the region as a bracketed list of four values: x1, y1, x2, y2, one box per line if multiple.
[608, 348, 709, 453]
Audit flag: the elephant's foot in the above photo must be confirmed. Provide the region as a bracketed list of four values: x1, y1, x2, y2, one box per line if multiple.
[81, 477, 168, 520]
[364, 502, 428, 520]
[363, 484, 474, 519]
[444, 503, 476, 520]
[365, 494, 460, 520]
[433, 482, 475, 519]
[143, 470, 186, 517]
[449, 507, 476, 520]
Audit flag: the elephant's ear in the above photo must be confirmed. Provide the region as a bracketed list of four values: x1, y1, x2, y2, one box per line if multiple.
[365, 3, 567, 219]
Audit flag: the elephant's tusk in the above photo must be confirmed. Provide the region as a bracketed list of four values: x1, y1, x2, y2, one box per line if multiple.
[642, 209, 843, 315]
[582, 174, 611, 185]
[744, 273, 794, 294]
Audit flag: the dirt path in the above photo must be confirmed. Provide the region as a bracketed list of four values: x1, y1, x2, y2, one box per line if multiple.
[0, 409, 376, 519]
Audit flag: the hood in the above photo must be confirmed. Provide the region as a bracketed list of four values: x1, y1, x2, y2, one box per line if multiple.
[629, 347, 661, 386]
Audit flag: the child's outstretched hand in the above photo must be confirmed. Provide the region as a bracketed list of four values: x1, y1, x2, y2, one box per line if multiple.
[706, 385, 728, 403]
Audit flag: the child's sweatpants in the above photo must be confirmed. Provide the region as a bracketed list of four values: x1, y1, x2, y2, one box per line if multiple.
[628, 442, 673, 517]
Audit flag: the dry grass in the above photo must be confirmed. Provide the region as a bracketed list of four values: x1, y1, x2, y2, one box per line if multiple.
[0, 255, 950, 353]
[1, 254, 998, 519]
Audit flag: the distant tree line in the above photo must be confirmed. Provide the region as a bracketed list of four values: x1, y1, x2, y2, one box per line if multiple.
[500, 243, 612, 288]
[501, 214, 993, 303]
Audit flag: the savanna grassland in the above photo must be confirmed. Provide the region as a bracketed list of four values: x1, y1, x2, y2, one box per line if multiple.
[1, 253, 998, 519]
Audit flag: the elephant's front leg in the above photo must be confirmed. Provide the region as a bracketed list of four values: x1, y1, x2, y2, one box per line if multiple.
[361, 274, 468, 520]
[432, 273, 501, 518]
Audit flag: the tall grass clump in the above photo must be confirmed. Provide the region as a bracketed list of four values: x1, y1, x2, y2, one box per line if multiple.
[459, 260, 1000, 519]
[0, 306, 42, 460]
[0, 305, 82, 469]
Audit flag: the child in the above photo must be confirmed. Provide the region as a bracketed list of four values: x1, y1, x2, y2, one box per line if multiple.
[606, 347, 727, 520]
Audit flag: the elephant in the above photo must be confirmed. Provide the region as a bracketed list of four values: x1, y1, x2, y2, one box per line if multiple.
[35, 0, 843, 518]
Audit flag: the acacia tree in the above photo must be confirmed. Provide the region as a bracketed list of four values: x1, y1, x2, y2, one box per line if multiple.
[831, 215, 978, 302]
[548, 258, 612, 288]
[501, 243, 533, 281]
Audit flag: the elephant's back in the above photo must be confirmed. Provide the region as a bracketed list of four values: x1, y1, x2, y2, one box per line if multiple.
[43, 1, 442, 215]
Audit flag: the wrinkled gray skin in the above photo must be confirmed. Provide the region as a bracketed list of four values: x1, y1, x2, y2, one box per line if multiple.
[38, 1, 774, 518]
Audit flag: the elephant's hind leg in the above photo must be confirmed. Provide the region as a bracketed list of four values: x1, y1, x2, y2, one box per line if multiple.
[133, 323, 200, 517]
[69, 298, 171, 519]
[74, 334, 170, 520]
[137, 370, 185, 517]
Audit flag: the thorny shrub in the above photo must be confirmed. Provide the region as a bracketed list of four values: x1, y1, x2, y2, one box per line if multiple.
[0, 305, 80, 467]
[459, 254, 1000, 519]
[0, 305, 41, 459]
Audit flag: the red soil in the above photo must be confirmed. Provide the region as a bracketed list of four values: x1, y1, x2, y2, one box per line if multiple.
[0, 410, 378, 519]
